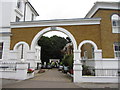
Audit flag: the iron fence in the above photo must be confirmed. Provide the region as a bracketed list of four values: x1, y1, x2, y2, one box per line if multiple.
[82, 67, 119, 76]
[94, 69, 119, 76]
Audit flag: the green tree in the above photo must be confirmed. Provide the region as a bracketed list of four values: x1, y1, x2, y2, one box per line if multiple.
[38, 36, 52, 64]
[62, 54, 73, 69]
[50, 35, 68, 59]
[38, 35, 68, 64]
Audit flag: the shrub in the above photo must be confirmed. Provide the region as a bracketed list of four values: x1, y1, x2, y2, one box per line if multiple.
[60, 62, 63, 65]
[62, 54, 73, 69]
[82, 65, 91, 75]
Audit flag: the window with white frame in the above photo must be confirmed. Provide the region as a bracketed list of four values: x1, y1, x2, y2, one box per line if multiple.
[16, 16, 20, 22]
[31, 14, 34, 21]
[17, 0, 21, 9]
[111, 14, 120, 33]
[114, 42, 120, 58]
[0, 43, 3, 59]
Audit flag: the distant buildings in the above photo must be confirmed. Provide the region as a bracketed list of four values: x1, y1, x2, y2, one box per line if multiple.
[62, 43, 73, 55]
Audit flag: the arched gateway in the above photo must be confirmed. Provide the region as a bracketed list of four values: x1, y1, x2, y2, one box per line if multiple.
[30, 27, 81, 82]
[1, 1, 119, 83]
[31, 27, 77, 50]
[10, 18, 103, 82]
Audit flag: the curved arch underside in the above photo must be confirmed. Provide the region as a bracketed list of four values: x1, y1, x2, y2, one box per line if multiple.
[31, 27, 78, 51]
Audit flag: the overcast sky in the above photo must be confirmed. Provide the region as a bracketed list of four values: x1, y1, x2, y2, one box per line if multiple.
[29, 0, 119, 20]
[29, 0, 119, 37]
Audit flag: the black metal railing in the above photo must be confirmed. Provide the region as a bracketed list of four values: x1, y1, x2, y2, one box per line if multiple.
[82, 66, 119, 76]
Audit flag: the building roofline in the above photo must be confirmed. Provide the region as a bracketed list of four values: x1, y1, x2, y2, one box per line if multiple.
[85, 1, 120, 18]
[10, 18, 101, 28]
[27, 1, 39, 16]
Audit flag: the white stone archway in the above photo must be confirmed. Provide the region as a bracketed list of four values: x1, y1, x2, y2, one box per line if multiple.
[78, 40, 102, 60]
[31, 27, 82, 82]
[31, 27, 77, 51]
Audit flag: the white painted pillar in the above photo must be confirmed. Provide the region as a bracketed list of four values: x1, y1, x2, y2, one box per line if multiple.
[73, 50, 82, 83]
[16, 62, 28, 80]
[26, 50, 36, 69]
[94, 50, 102, 60]
[35, 46, 41, 69]
[94, 50, 102, 76]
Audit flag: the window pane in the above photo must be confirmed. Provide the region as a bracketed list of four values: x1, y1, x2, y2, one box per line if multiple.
[119, 46, 120, 51]
[113, 21, 117, 26]
[117, 20, 120, 26]
[17, 0, 21, 8]
[115, 46, 119, 51]
[114, 42, 120, 58]
[31, 14, 34, 21]
[115, 52, 120, 57]
[113, 20, 120, 26]
[0, 43, 3, 59]
[118, 52, 120, 57]
[0, 52, 2, 59]
[16, 16, 20, 22]
[0, 43, 3, 51]
[116, 52, 118, 57]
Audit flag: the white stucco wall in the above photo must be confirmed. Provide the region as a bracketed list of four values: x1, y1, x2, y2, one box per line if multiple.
[1, 2, 13, 27]
[0, 34, 11, 61]
[0, 0, 38, 62]
[1, 0, 38, 27]
[25, 4, 34, 21]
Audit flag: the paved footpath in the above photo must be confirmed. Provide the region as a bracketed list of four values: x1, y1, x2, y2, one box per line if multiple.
[2, 69, 79, 88]
[2, 68, 119, 89]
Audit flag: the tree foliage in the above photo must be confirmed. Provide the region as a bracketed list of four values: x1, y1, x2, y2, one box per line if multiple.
[62, 54, 73, 69]
[38, 35, 68, 64]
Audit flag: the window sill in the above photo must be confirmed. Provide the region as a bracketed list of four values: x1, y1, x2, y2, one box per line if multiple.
[114, 57, 120, 60]
[112, 32, 120, 34]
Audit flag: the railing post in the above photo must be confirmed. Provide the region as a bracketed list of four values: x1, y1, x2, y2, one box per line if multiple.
[94, 50, 102, 60]
[16, 62, 29, 80]
[73, 50, 82, 83]
[26, 50, 36, 69]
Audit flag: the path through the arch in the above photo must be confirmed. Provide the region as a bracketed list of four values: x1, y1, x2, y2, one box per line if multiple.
[3, 68, 79, 88]
[32, 68, 72, 82]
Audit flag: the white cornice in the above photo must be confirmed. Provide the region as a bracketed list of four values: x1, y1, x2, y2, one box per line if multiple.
[10, 18, 101, 28]
[85, 2, 120, 18]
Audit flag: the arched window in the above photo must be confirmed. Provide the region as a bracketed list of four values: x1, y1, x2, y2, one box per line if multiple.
[111, 14, 120, 33]
[114, 42, 120, 58]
